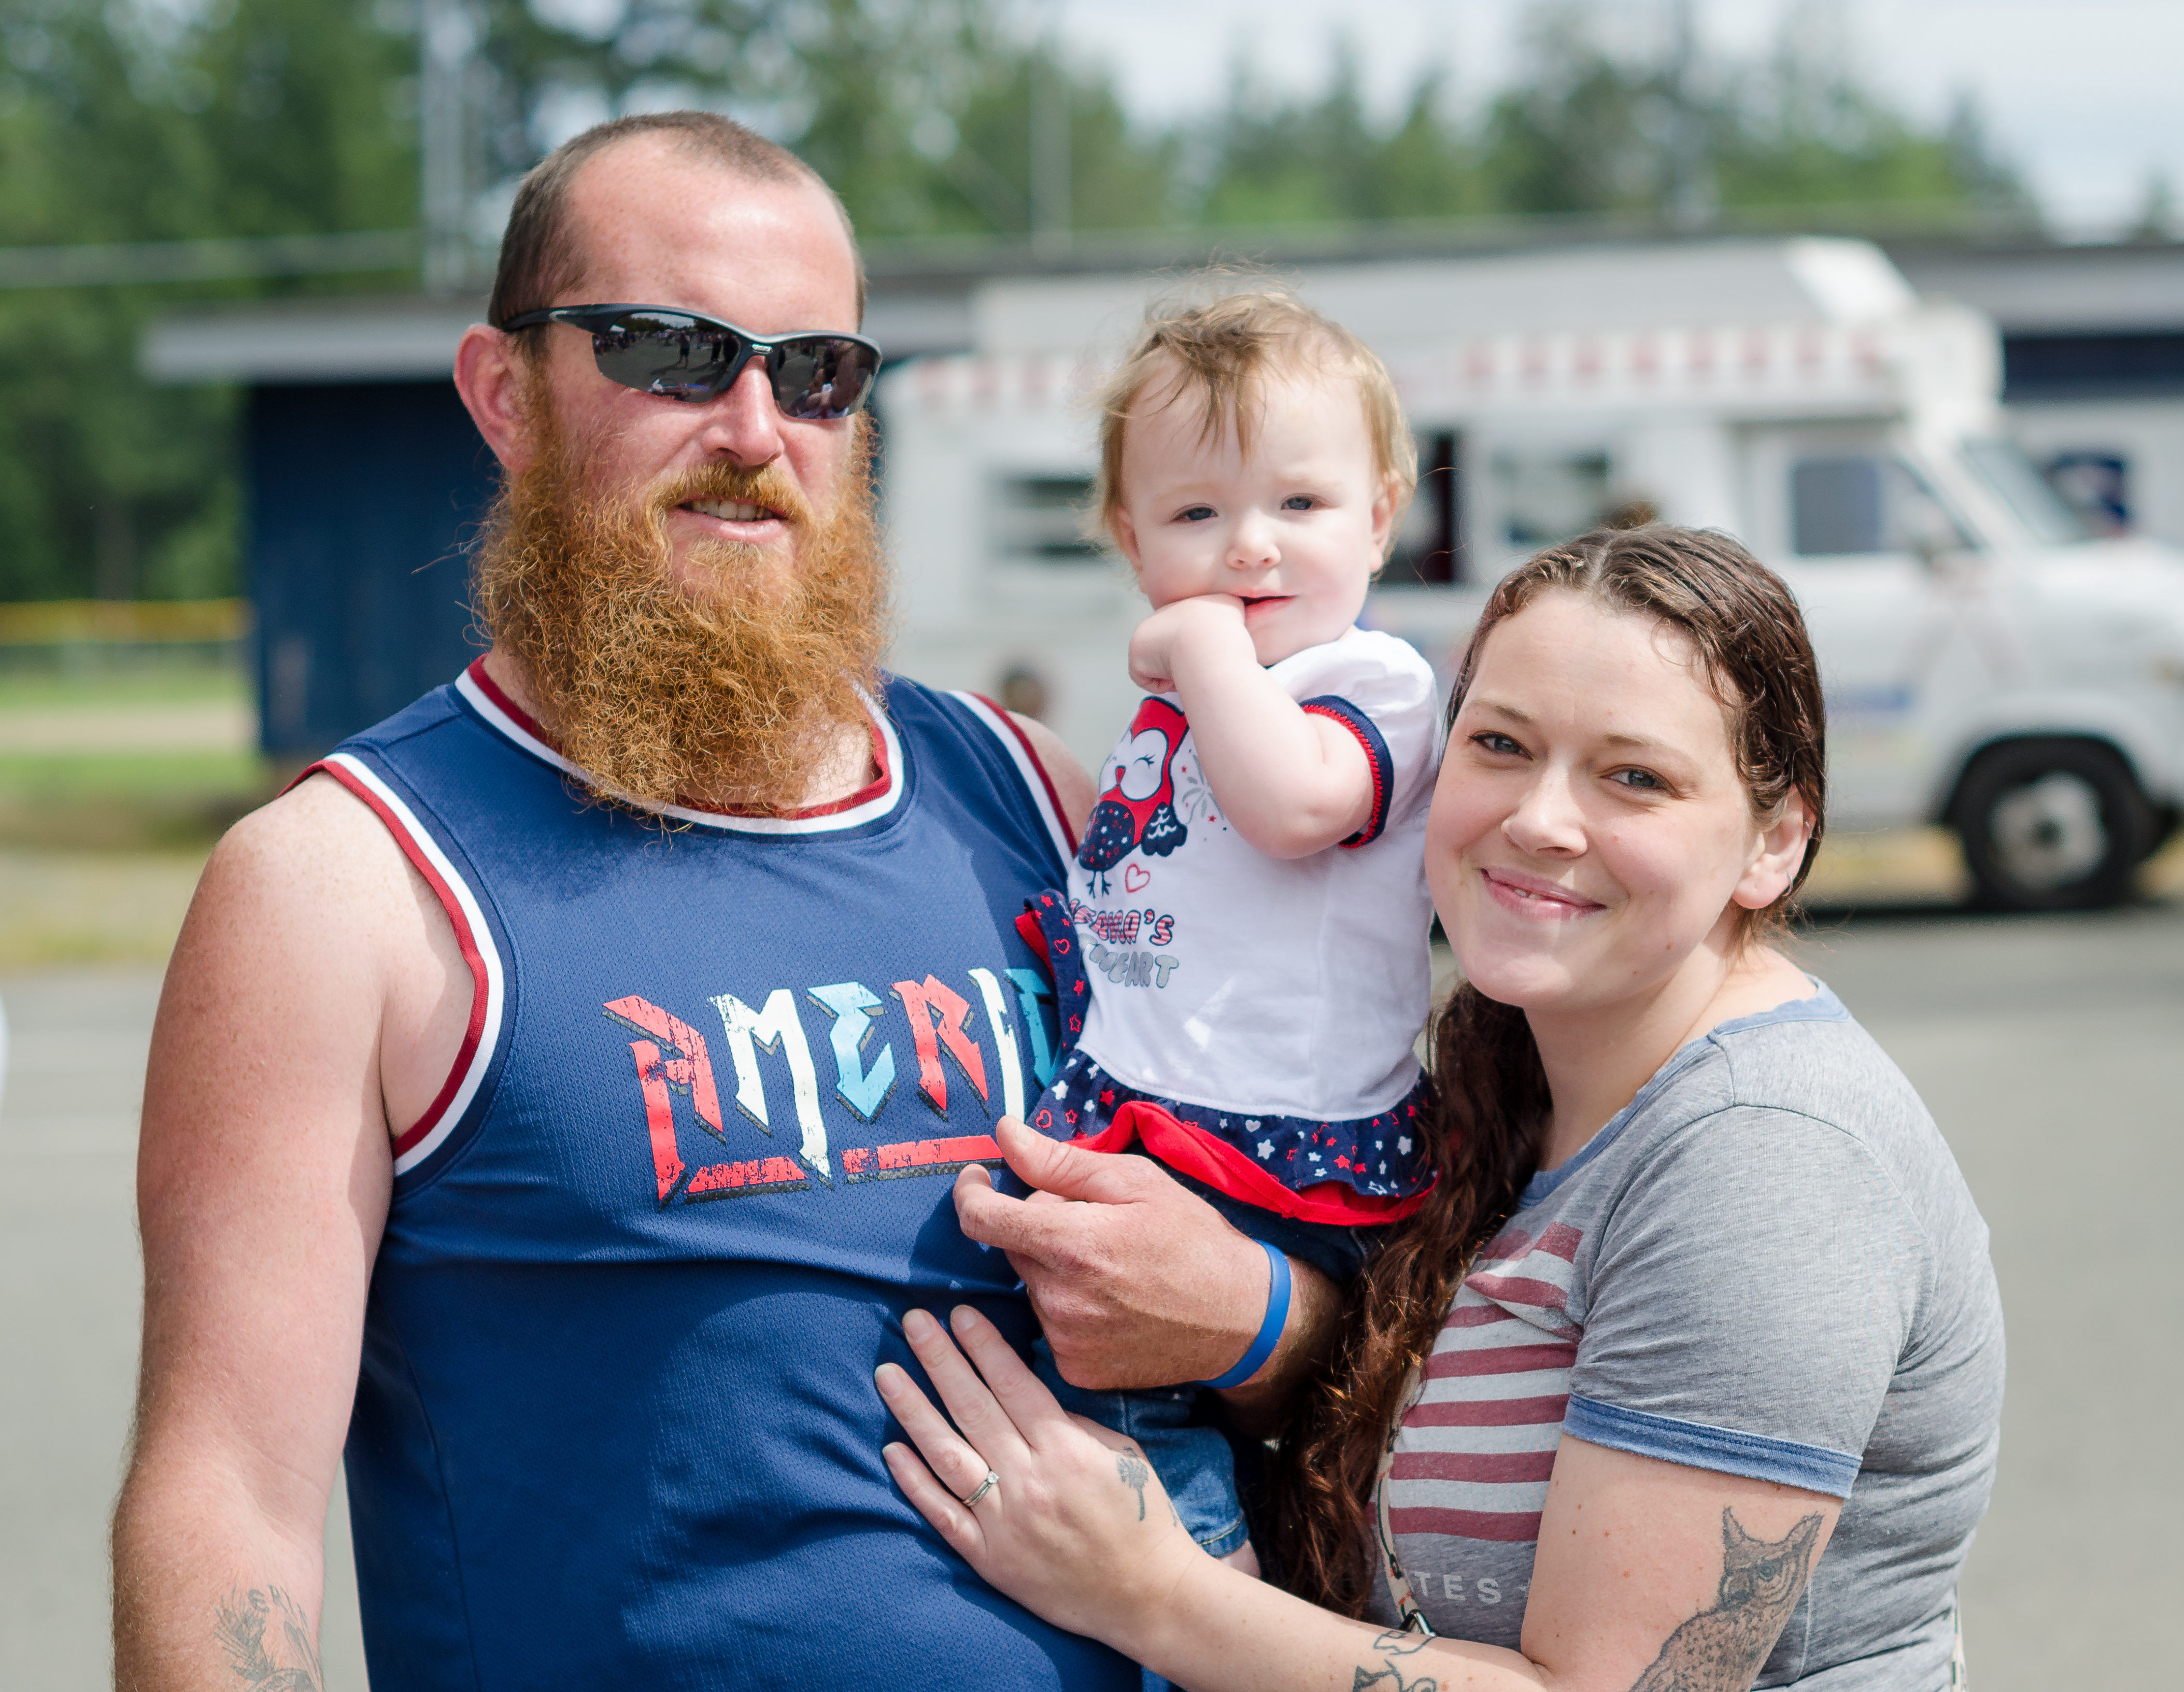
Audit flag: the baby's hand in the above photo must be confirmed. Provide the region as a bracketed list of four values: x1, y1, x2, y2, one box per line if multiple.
[1128, 594, 1253, 695]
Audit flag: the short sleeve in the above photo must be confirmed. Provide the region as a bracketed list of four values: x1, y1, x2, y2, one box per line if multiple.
[1566, 1106, 1927, 1498]
[1273, 631, 1439, 847]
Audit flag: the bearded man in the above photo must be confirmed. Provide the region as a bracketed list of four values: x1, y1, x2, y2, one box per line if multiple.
[112, 111, 1343, 1692]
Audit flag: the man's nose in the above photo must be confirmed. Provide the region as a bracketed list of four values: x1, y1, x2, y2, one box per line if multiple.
[1502, 767, 1587, 857]
[693, 359, 786, 465]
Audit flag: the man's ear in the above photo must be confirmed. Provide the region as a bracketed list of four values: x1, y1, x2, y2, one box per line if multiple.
[1733, 786, 1814, 911]
[453, 324, 537, 473]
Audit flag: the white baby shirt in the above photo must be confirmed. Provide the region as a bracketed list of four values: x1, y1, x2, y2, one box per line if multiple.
[1065, 628, 1440, 1122]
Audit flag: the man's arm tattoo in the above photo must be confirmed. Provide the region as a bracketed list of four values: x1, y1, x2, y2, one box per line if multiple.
[1627, 1508, 1825, 1692]
[212, 1585, 323, 1692]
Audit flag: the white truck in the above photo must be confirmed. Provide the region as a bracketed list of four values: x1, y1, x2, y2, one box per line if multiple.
[878, 237, 2184, 911]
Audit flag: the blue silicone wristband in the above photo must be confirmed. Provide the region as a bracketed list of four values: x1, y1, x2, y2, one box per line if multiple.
[1199, 1239, 1292, 1390]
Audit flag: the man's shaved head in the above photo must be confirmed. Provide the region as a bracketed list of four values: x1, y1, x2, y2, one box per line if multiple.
[488, 111, 866, 330]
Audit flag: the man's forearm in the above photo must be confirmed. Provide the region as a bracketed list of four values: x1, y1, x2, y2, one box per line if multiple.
[112, 1452, 329, 1692]
[1214, 1254, 1339, 1439]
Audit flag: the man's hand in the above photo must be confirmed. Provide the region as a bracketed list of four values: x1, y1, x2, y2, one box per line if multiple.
[1127, 594, 1254, 697]
[954, 1116, 1336, 1423]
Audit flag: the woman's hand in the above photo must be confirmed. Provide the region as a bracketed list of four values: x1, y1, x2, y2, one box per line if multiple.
[878, 1304, 1202, 1648]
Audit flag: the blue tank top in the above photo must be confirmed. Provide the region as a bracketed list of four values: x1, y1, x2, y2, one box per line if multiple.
[315, 660, 1126, 1692]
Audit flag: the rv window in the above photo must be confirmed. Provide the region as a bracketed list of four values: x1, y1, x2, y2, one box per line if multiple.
[1493, 450, 1610, 549]
[991, 473, 1100, 566]
[1962, 439, 2091, 545]
[1384, 431, 1464, 585]
[1791, 456, 1970, 557]
[2044, 451, 2131, 535]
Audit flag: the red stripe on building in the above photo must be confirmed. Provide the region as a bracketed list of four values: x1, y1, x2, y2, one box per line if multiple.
[1423, 1342, 1578, 1379]
[1389, 1448, 1559, 1485]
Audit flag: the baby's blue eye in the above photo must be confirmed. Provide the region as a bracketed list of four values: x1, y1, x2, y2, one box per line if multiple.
[1281, 495, 1317, 511]
[1178, 505, 1215, 523]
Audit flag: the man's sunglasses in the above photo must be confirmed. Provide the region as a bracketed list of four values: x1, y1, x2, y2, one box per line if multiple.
[497, 303, 883, 419]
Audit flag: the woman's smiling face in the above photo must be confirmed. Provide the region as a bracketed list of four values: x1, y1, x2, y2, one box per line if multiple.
[1427, 589, 1800, 1017]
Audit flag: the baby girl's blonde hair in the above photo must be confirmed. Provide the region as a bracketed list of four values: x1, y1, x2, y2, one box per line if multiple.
[1091, 287, 1418, 557]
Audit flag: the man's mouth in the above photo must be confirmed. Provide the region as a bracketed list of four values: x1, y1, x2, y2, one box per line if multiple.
[683, 498, 778, 523]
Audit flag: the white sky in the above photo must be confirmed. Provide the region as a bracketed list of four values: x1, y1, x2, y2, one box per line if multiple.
[1049, 0, 2184, 236]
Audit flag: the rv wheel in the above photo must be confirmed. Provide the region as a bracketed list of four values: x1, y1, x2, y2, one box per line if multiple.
[1950, 739, 2152, 912]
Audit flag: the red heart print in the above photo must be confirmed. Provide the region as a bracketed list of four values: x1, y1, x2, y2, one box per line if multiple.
[1123, 863, 1151, 893]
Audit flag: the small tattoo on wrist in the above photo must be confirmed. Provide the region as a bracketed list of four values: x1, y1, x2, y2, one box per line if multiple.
[1117, 1449, 1152, 1520]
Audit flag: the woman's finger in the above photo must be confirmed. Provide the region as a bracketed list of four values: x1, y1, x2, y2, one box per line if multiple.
[945, 1304, 1082, 1452]
[880, 1437, 985, 1560]
[899, 1307, 1033, 1474]
[876, 1352, 1005, 1509]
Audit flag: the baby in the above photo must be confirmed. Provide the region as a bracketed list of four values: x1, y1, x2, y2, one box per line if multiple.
[1018, 290, 1439, 1572]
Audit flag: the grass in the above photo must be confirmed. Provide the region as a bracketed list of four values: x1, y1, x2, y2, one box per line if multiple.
[0, 660, 263, 963]
[0, 664, 248, 711]
[0, 659, 271, 854]
[1, 657, 2178, 967]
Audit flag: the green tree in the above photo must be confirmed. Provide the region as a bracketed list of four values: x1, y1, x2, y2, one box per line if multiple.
[0, 0, 418, 600]
[0, 0, 2041, 606]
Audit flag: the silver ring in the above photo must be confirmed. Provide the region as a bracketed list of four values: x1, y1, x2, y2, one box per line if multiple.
[960, 1470, 999, 1508]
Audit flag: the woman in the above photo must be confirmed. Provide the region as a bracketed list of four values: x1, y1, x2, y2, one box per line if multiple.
[878, 526, 2003, 1691]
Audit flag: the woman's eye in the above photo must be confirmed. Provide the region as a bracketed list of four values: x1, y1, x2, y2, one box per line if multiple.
[1611, 767, 1668, 792]
[1470, 731, 1523, 757]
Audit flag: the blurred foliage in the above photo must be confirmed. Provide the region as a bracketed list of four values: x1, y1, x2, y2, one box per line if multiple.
[0, 0, 2030, 603]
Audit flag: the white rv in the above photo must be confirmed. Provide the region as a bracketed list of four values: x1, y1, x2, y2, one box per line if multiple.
[878, 238, 2184, 911]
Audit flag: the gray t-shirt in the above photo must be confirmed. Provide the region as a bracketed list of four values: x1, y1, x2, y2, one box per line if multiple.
[1374, 985, 2003, 1688]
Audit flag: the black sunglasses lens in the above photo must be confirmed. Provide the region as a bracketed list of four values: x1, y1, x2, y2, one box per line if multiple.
[590, 313, 740, 400]
[769, 337, 880, 419]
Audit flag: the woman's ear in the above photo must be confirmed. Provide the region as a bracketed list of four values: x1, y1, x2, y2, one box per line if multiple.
[1733, 787, 1814, 911]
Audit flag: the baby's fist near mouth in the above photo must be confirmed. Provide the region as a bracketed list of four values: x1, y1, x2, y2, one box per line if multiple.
[1128, 594, 1253, 693]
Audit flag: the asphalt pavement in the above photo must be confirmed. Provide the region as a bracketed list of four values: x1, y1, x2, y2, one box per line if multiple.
[2, 897, 2176, 1688]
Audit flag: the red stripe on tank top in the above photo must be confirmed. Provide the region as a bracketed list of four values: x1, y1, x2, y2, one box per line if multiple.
[462, 657, 893, 821]
[301, 758, 490, 1159]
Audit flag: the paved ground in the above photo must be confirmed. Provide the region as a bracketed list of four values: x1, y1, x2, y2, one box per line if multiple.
[0, 970, 369, 1690]
[2, 897, 2176, 1688]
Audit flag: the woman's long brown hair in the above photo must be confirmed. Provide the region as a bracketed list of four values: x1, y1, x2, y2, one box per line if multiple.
[1264, 523, 1829, 1613]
